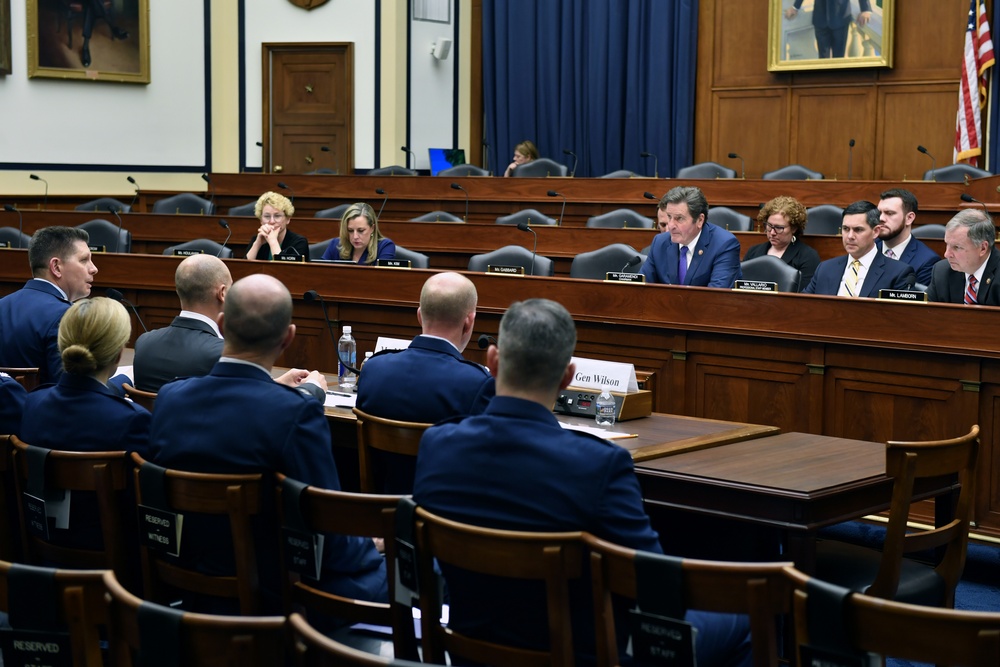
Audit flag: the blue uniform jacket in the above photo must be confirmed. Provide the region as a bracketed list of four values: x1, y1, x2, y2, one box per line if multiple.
[0, 280, 72, 385]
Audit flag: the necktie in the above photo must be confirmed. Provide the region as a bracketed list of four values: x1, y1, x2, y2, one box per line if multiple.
[965, 275, 978, 305]
[885, 247, 896, 259]
[845, 259, 861, 297]
[678, 246, 688, 284]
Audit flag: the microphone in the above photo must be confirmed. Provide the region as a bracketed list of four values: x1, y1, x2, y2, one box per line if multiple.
[640, 151, 658, 178]
[3, 204, 24, 249]
[401, 145, 416, 169]
[516, 220, 537, 276]
[127, 176, 140, 211]
[451, 182, 469, 221]
[547, 189, 566, 226]
[277, 181, 295, 203]
[201, 173, 214, 211]
[960, 193, 992, 219]
[643, 191, 658, 201]
[320, 145, 338, 174]
[30, 174, 48, 208]
[106, 288, 148, 333]
[562, 149, 578, 178]
[620, 255, 643, 273]
[217, 219, 232, 257]
[106, 205, 125, 253]
[917, 145, 936, 181]
[304, 290, 362, 375]
[375, 188, 389, 220]
[482, 141, 490, 170]
[477, 334, 497, 350]
[727, 152, 746, 179]
[848, 139, 855, 180]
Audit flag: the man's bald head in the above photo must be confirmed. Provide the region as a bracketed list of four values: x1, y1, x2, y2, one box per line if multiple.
[222, 274, 293, 355]
[175, 254, 232, 310]
[417, 272, 478, 349]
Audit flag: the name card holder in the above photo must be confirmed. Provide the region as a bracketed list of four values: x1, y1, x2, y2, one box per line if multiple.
[22, 446, 70, 541]
[172, 248, 204, 256]
[0, 628, 73, 667]
[733, 280, 778, 292]
[137, 461, 183, 556]
[605, 272, 646, 283]
[0, 241, 11, 249]
[377, 258, 412, 269]
[486, 265, 525, 275]
[279, 477, 324, 581]
[274, 253, 306, 263]
[629, 610, 697, 667]
[88, 245, 107, 253]
[878, 289, 928, 302]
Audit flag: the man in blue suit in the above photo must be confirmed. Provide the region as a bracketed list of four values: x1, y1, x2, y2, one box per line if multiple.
[0, 226, 98, 385]
[356, 271, 493, 493]
[784, 0, 872, 59]
[149, 274, 386, 616]
[803, 201, 915, 296]
[876, 189, 940, 286]
[413, 298, 751, 667]
[640, 186, 742, 288]
[0, 372, 26, 436]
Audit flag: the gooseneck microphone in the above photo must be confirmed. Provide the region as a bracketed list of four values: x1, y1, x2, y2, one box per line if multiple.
[277, 181, 295, 203]
[562, 149, 578, 178]
[727, 153, 746, 180]
[451, 182, 469, 221]
[960, 193, 992, 219]
[320, 145, 339, 174]
[401, 145, 416, 169]
[30, 174, 49, 208]
[304, 290, 363, 375]
[640, 151, 659, 178]
[3, 204, 24, 249]
[477, 334, 497, 350]
[918, 145, 936, 181]
[106, 288, 148, 333]
[643, 191, 658, 201]
[620, 255, 643, 273]
[201, 173, 214, 210]
[482, 141, 490, 170]
[547, 190, 566, 226]
[516, 220, 538, 276]
[127, 176, 141, 211]
[217, 219, 232, 257]
[375, 188, 389, 219]
[848, 139, 855, 180]
[106, 205, 125, 253]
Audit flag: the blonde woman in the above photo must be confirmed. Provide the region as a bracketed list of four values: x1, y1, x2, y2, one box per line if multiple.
[245, 191, 309, 261]
[321, 202, 396, 264]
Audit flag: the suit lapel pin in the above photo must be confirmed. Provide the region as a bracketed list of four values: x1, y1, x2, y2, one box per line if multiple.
[698, 249, 704, 256]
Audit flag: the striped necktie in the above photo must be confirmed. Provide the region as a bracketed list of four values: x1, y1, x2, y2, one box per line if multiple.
[965, 275, 978, 305]
[845, 259, 861, 297]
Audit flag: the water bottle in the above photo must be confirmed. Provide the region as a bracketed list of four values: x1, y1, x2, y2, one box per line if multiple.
[338, 326, 357, 387]
[595, 386, 616, 427]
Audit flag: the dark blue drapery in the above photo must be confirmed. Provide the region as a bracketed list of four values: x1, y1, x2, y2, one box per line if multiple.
[482, 0, 699, 178]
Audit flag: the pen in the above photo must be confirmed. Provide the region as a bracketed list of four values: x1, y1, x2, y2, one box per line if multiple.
[619, 434, 639, 439]
[326, 390, 354, 397]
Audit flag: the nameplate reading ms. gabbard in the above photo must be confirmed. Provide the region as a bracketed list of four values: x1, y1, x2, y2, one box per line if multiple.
[487, 265, 525, 275]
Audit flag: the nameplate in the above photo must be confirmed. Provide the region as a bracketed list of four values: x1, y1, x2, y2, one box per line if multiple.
[630, 609, 697, 667]
[282, 527, 324, 580]
[395, 536, 420, 596]
[604, 272, 646, 283]
[733, 280, 778, 292]
[486, 265, 525, 275]
[22, 493, 50, 540]
[88, 244, 107, 253]
[375, 336, 411, 352]
[172, 248, 204, 256]
[377, 259, 412, 269]
[0, 628, 73, 667]
[138, 504, 183, 556]
[877, 289, 928, 302]
[571, 356, 639, 393]
[22, 489, 70, 540]
[798, 645, 879, 667]
[0, 241, 10, 249]
[274, 253, 305, 263]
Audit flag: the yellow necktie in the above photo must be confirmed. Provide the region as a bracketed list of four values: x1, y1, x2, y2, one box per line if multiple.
[845, 259, 860, 297]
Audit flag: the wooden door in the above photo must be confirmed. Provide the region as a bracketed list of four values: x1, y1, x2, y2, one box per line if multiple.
[262, 43, 353, 175]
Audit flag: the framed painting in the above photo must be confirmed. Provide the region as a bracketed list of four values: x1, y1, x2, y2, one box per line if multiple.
[27, 0, 150, 83]
[768, 0, 894, 72]
[1, 0, 11, 75]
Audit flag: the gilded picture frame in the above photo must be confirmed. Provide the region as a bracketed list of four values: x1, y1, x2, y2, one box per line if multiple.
[1, 0, 11, 76]
[768, 0, 894, 72]
[27, 0, 150, 83]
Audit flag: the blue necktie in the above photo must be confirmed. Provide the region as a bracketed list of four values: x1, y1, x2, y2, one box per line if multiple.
[678, 246, 688, 284]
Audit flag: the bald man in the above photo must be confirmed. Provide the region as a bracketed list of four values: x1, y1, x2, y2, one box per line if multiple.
[356, 271, 494, 493]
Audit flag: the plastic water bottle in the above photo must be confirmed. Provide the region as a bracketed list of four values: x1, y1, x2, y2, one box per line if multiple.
[338, 326, 357, 387]
[595, 386, 616, 427]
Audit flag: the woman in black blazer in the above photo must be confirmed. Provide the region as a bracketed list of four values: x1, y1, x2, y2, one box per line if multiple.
[743, 196, 821, 291]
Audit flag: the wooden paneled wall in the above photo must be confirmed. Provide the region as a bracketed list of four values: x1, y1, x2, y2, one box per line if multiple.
[696, 1, 969, 181]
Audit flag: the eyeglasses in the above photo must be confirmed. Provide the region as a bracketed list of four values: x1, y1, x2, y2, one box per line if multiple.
[261, 213, 286, 222]
[765, 223, 787, 233]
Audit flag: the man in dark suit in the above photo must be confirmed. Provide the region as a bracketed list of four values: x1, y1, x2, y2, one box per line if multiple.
[0, 372, 26, 436]
[133, 254, 231, 391]
[876, 188, 940, 286]
[0, 226, 98, 384]
[928, 209, 1000, 306]
[79, 0, 129, 68]
[149, 274, 386, 615]
[640, 186, 742, 287]
[784, 0, 872, 59]
[803, 200, 915, 297]
[413, 298, 751, 667]
[356, 271, 493, 493]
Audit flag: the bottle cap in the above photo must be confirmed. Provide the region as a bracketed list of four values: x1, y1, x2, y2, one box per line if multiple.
[343, 325, 352, 334]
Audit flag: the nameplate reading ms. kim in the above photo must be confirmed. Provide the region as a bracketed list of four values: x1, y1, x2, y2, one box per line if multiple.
[377, 258, 412, 269]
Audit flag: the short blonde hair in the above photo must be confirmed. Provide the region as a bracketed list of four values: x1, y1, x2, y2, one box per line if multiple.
[254, 191, 295, 219]
[58, 297, 131, 375]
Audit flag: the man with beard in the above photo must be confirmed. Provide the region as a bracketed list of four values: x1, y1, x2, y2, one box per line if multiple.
[875, 188, 940, 286]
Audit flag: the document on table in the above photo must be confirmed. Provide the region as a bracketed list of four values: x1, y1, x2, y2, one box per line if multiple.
[324, 389, 358, 409]
[560, 421, 638, 440]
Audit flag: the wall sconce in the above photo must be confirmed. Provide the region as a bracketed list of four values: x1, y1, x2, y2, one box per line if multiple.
[431, 38, 453, 61]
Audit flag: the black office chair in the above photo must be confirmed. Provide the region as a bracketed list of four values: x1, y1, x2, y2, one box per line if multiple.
[804, 204, 844, 235]
[228, 201, 257, 217]
[367, 166, 417, 176]
[76, 219, 131, 253]
[309, 239, 333, 261]
[708, 206, 753, 232]
[598, 169, 635, 178]
[75, 197, 131, 214]
[410, 210, 464, 222]
[570, 244, 646, 280]
[585, 209, 654, 229]
[512, 158, 569, 178]
[676, 161, 737, 179]
[739, 255, 802, 293]
[924, 163, 992, 182]
[912, 224, 947, 239]
[0, 227, 31, 249]
[468, 245, 555, 276]
[315, 204, 351, 219]
[438, 164, 489, 177]
[151, 193, 214, 215]
[495, 209, 559, 226]
[393, 245, 430, 268]
[762, 164, 824, 180]
[163, 239, 233, 259]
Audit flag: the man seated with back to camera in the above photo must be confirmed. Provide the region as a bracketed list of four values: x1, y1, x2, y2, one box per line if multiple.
[927, 208, 1000, 305]
[356, 271, 494, 494]
[412, 298, 751, 667]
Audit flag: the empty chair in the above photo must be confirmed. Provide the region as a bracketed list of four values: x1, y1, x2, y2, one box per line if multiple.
[495, 208, 559, 227]
[467, 245, 555, 276]
[163, 239, 234, 259]
[75, 197, 131, 214]
[392, 245, 430, 269]
[76, 218, 131, 253]
[227, 201, 257, 216]
[739, 255, 802, 292]
[438, 164, 489, 177]
[585, 209, 654, 229]
[367, 166, 417, 176]
[912, 223, 947, 239]
[410, 210, 463, 222]
[512, 158, 569, 178]
[598, 169, 635, 178]
[570, 244, 646, 280]
[803, 204, 844, 235]
[315, 203, 351, 219]
[0, 227, 31, 249]
[353, 408, 431, 494]
[708, 206, 753, 232]
[925, 163, 993, 182]
[122, 382, 157, 412]
[289, 612, 426, 667]
[675, 161, 737, 179]
[762, 164, 823, 180]
[309, 239, 333, 261]
[152, 193, 215, 215]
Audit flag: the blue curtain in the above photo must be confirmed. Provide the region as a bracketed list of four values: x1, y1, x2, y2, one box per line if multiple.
[482, 0, 699, 178]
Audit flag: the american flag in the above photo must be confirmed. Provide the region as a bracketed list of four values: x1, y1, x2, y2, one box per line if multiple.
[955, 0, 995, 165]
